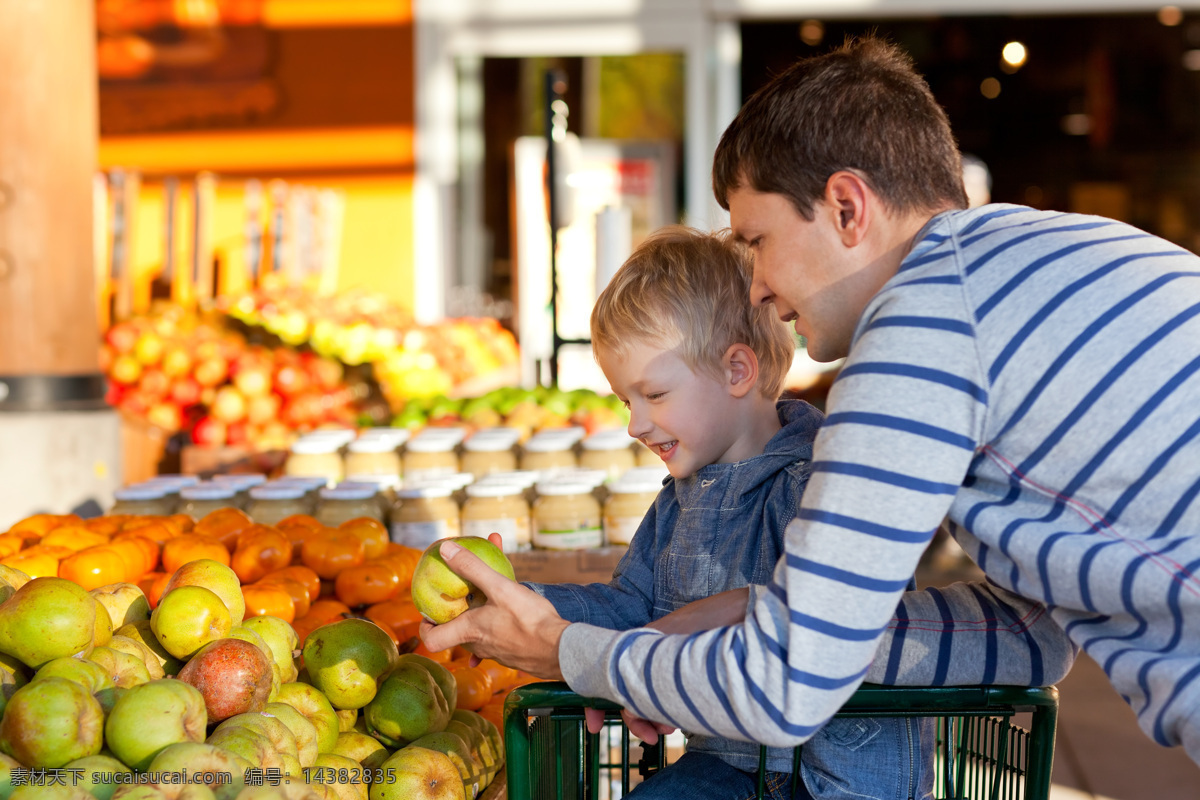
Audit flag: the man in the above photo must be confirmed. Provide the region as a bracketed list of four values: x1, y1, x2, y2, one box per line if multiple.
[423, 37, 1200, 764]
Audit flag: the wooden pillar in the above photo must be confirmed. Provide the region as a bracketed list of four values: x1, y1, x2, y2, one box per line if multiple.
[0, 0, 101, 393]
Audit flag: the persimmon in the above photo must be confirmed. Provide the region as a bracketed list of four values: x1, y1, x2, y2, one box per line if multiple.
[338, 518, 389, 560]
[231, 528, 293, 584]
[278, 519, 325, 564]
[83, 516, 125, 536]
[334, 560, 402, 608]
[377, 548, 420, 591]
[242, 583, 296, 624]
[369, 617, 401, 649]
[2, 550, 62, 579]
[119, 517, 180, 545]
[0, 534, 26, 559]
[8, 513, 80, 538]
[300, 531, 365, 580]
[109, 534, 160, 578]
[477, 699, 505, 731]
[193, 507, 253, 551]
[262, 565, 321, 604]
[19, 543, 76, 561]
[160, 533, 231, 574]
[363, 598, 423, 643]
[256, 574, 311, 619]
[169, 513, 196, 533]
[453, 667, 495, 711]
[412, 640, 453, 664]
[291, 598, 352, 644]
[477, 658, 521, 692]
[58, 545, 129, 591]
[138, 571, 166, 608]
[41, 526, 110, 552]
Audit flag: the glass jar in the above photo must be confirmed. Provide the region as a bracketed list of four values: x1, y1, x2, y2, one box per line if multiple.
[177, 483, 240, 519]
[603, 475, 662, 546]
[247, 485, 311, 527]
[532, 480, 602, 550]
[402, 435, 460, 482]
[212, 473, 267, 510]
[461, 483, 531, 553]
[461, 429, 520, 478]
[579, 431, 637, 481]
[268, 476, 327, 513]
[520, 434, 578, 477]
[285, 438, 344, 486]
[389, 485, 460, 549]
[316, 485, 383, 527]
[343, 437, 402, 482]
[477, 470, 540, 506]
[109, 484, 176, 517]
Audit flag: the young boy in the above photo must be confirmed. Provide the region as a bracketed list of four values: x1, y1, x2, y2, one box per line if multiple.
[525, 225, 933, 800]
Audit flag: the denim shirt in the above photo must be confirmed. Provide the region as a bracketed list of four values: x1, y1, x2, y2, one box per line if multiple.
[530, 400, 934, 798]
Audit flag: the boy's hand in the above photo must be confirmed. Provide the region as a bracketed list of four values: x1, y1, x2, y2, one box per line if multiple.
[647, 587, 750, 634]
[583, 707, 677, 744]
[418, 537, 570, 680]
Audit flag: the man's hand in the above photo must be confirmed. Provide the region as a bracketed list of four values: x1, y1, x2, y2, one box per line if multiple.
[419, 537, 570, 680]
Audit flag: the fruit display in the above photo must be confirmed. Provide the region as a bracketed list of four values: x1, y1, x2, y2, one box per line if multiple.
[0, 510, 539, 800]
[102, 284, 522, 450]
[393, 385, 629, 440]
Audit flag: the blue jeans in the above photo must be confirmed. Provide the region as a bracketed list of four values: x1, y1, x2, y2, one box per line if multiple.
[626, 752, 808, 800]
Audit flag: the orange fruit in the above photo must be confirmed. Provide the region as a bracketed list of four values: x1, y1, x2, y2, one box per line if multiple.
[242, 583, 296, 624]
[338, 518, 389, 560]
[160, 534, 231, 574]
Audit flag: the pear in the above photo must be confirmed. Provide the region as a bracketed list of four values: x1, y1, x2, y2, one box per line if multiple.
[309, 752, 368, 800]
[63, 753, 131, 800]
[395, 654, 457, 712]
[150, 585, 232, 660]
[114, 619, 183, 676]
[363, 662, 450, 748]
[303, 619, 398, 710]
[409, 730, 483, 798]
[0, 577, 96, 669]
[369, 746, 464, 800]
[0, 653, 28, 718]
[411, 537, 514, 625]
[0, 676, 104, 767]
[161, 559, 246, 626]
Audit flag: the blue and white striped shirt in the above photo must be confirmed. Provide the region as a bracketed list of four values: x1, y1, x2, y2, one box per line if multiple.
[561, 205, 1200, 763]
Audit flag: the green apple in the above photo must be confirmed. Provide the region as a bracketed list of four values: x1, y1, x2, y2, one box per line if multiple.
[150, 586, 232, 660]
[146, 742, 250, 800]
[104, 679, 207, 770]
[105, 634, 166, 680]
[90, 583, 151, 628]
[211, 711, 299, 763]
[0, 677, 104, 767]
[63, 753, 130, 800]
[114, 620, 183, 676]
[274, 683, 340, 755]
[261, 701, 319, 767]
[240, 616, 299, 683]
[87, 645, 152, 688]
[411, 537, 515, 625]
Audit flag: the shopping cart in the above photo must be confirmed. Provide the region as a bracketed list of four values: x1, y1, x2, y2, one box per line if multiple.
[503, 682, 1059, 800]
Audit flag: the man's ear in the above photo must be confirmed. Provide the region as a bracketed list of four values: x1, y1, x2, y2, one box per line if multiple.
[824, 170, 872, 248]
[724, 343, 759, 398]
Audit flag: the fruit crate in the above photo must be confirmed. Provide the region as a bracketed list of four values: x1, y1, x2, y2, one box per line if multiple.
[503, 682, 1059, 800]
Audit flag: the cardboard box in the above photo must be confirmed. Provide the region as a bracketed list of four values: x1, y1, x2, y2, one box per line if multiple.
[509, 546, 627, 585]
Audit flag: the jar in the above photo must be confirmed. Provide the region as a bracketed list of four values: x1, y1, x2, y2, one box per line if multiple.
[417, 426, 469, 448]
[477, 470, 540, 505]
[143, 474, 201, 511]
[389, 485, 460, 549]
[520, 434, 578, 477]
[303, 428, 357, 448]
[603, 475, 662, 546]
[109, 484, 176, 517]
[460, 429, 520, 478]
[403, 435, 460, 482]
[212, 474, 267, 510]
[247, 485, 311, 527]
[358, 427, 412, 448]
[343, 437, 402, 482]
[579, 431, 637, 481]
[532, 480, 602, 550]
[316, 485, 383, 527]
[461, 483, 531, 553]
[269, 476, 328, 513]
[177, 483, 240, 519]
[286, 438, 344, 486]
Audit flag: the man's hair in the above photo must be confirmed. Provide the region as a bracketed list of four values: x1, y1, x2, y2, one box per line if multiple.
[713, 36, 968, 219]
[591, 225, 795, 400]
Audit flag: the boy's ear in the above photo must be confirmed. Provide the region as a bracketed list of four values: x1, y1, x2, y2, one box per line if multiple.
[824, 170, 872, 248]
[724, 344, 759, 398]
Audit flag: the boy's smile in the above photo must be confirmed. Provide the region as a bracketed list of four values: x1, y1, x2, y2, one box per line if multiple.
[596, 342, 767, 479]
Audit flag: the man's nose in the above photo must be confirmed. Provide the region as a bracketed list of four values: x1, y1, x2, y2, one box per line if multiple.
[749, 262, 772, 308]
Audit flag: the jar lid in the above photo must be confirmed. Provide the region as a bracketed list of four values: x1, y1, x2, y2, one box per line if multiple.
[144, 474, 201, 490]
[290, 438, 342, 455]
[319, 486, 377, 501]
[271, 476, 329, 490]
[466, 482, 525, 499]
[347, 437, 400, 454]
[445, 472, 476, 489]
[405, 436, 458, 453]
[535, 480, 596, 496]
[554, 468, 608, 487]
[396, 484, 454, 499]
[464, 431, 520, 451]
[357, 427, 412, 445]
[581, 431, 636, 451]
[302, 428, 357, 445]
[477, 470, 540, 488]
[345, 473, 403, 489]
[412, 426, 468, 445]
[249, 485, 307, 501]
[179, 483, 238, 501]
[212, 473, 267, 488]
[113, 485, 170, 501]
[522, 435, 574, 453]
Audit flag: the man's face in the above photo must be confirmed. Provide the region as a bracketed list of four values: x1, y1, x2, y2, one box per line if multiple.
[728, 186, 864, 363]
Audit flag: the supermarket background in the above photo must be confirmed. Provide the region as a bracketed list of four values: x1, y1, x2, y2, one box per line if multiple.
[2, 0, 1200, 796]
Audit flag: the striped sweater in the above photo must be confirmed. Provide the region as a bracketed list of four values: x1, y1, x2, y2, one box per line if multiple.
[561, 204, 1200, 764]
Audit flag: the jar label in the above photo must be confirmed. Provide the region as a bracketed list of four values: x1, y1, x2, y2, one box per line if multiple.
[604, 515, 642, 546]
[391, 519, 453, 549]
[533, 527, 603, 550]
[462, 517, 529, 550]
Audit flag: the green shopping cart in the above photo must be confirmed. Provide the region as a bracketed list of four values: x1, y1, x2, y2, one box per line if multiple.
[503, 682, 1059, 800]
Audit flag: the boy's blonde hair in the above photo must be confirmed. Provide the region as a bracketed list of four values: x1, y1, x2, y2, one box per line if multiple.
[590, 225, 795, 399]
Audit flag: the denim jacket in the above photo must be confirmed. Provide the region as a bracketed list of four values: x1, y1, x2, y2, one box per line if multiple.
[529, 399, 934, 799]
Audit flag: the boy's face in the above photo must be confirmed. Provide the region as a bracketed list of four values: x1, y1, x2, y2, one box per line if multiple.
[729, 185, 870, 363]
[597, 342, 746, 480]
